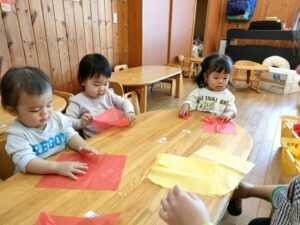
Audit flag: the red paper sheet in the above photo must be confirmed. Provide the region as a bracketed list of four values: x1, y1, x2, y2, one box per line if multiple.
[35, 211, 120, 225]
[36, 153, 127, 190]
[202, 116, 236, 135]
[92, 108, 129, 132]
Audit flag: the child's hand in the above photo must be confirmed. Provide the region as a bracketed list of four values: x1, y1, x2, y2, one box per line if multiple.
[179, 103, 190, 117]
[78, 145, 98, 154]
[80, 113, 93, 128]
[219, 111, 234, 122]
[56, 161, 88, 180]
[125, 112, 136, 123]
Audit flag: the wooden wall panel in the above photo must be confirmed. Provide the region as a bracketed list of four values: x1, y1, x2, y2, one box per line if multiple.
[28, 0, 52, 79]
[64, 0, 80, 92]
[73, 1, 86, 62]
[112, 0, 119, 66]
[105, 0, 114, 65]
[82, 0, 94, 54]
[127, 0, 142, 67]
[53, 0, 73, 92]
[143, 0, 170, 65]
[41, 0, 64, 90]
[2, 5, 26, 67]
[16, 0, 38, 67]
[118, 0, 128, 64]
[91, 0, 101, 54]
[0, 0, 125, 93]
[98, 0, 108, 58]
[0, 11, 12, 78]
[202, 0, 223, 56]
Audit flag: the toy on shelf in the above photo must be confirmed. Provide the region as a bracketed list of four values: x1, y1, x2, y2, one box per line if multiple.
[281, 115, 300, 139]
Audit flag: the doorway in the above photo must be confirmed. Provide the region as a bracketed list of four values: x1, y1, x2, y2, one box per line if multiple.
[193, 0, 208, 57]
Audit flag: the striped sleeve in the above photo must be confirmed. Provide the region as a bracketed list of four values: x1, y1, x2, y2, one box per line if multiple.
[271, 175, 300, 225]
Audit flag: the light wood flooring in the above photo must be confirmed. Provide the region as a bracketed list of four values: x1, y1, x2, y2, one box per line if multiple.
[147, 79, 299, 225]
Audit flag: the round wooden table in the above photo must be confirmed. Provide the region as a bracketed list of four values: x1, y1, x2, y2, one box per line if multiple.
[0, 109, 252, 225]
[0, 94, 67, 135]
[111, 65, 183, 113]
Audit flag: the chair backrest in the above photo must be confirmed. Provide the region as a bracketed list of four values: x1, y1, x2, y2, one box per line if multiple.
[53, 90, 74, 102]
[123, 91, 140, 115]
[114, 64, 128, 72]
[177, 55, 193, 70]
[53, 90, 74, 113]
[178, 55, 185, 62]
[0, 136, 15, 180]
[109, 81, 124, 96]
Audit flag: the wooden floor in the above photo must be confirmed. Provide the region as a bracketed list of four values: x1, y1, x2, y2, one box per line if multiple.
[147, 79, 299, 225]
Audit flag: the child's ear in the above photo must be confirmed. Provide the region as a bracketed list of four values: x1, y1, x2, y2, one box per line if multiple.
[6, 106, 18, 116]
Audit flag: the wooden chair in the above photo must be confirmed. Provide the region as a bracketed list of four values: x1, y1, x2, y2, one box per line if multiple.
[178, 54, 196, 79]
[109, 81, 140, 115]
[159, 64, 180, 96]
[114, 64, 128, 72]
[114, 63, 158, 94]
[113, 64, 130, 93]
[232, 60, 264, 92]
[109, 81, 124, 96]
[123, 91, 140, 115]
[150, 64, 179, 95]
[53, 90, 74, 102]
[0, 136, 15, 180]
[53, 90, 74, 112]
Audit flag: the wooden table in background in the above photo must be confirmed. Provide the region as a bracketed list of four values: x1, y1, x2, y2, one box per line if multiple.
[0, 95, 67, 135]
[0, 109, 252, 225]
[111, 65, 183, 113]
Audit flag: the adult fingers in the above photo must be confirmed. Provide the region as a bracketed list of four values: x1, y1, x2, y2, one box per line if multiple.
[186, 191, 199, 200]
[159, 208, 169, 222]
[173, 185, 187, 196]
[161, 197, 170, 210]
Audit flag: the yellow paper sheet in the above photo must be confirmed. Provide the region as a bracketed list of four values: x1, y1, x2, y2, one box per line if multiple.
[148, 146, 254, 197]
[154, 154, 217, 176]
[192, 145, 254, 174]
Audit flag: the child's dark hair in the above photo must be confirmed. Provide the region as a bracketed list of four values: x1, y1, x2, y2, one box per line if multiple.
[0, 67, 52, 109]
[194, 53, 233, 88]
[78, 53, 111, 85]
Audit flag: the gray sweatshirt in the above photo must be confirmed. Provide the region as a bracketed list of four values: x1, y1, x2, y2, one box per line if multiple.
[5, 112, 78, 173]
[65, 89, 134, 138]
